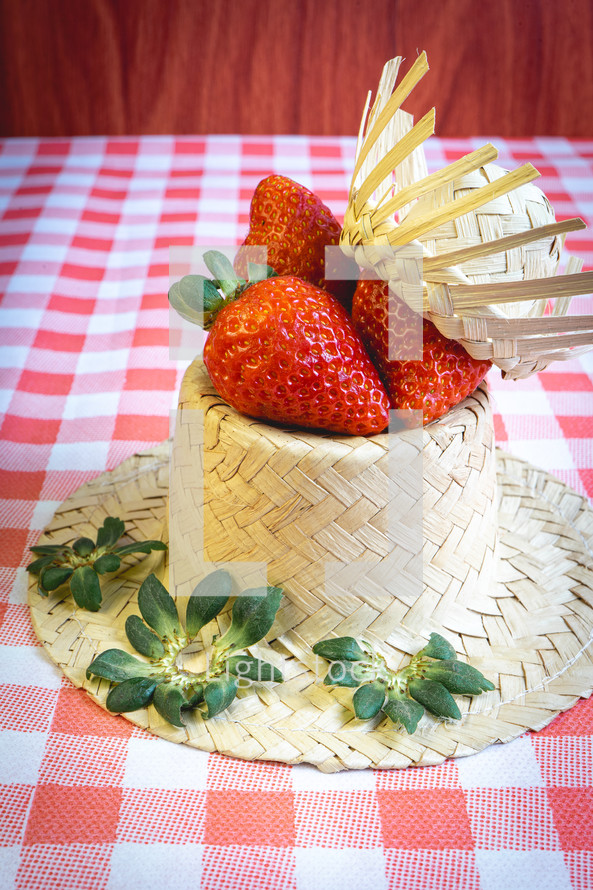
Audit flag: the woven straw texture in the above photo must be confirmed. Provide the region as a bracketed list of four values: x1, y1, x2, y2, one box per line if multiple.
[29, 389, 593, 772]
[178, 361, 499, 653]
[407, 163, 561, 314]
[340, 52, 593, 379]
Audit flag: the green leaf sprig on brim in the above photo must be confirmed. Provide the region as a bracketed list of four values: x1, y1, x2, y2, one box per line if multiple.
[86, 569, 284, 727]
[27, 516, 167, 612]
[313, 632, 495, 734]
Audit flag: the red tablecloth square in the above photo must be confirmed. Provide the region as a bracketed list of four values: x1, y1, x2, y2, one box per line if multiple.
[539, 373, 593, 393]
[557, 416, 593, 438]
[0, 470, 44, 501]
[2, 529, 33, 569]
[59, 262, 105, 282]
[241, 141, 275, 156]
[50, 687, 134, 740]
[18, 371, 74, 396]
[577, 468, 593, 498]
[47, 294, 97, 315]
[532, 737, 593, 786]
[377, 789, 474, 849]
[23, 784, 122, 844]
[124, 368, 177, 392]
[36, 142, 70, 156]
[547, 789, 593, 852]
[204, 790, 296, 847]
[132, 327, 168, 348]
[33, 329, 85, 352]
[1, 415, 61, 444]
[112, 414, 169, 442]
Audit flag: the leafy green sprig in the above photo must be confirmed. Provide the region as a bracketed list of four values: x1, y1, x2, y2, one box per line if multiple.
[86, 569, 284, 726]
[168, 250, 276, 330]
[313, 632, 495, 734]
[27, 516, 167, 612]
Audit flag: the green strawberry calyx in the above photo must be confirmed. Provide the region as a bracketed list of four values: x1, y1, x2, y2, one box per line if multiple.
[86, 570, 284, 727]
[27, 516, 167, 612]
[312, 632, 495, 734]
[168, 250, 276, 330]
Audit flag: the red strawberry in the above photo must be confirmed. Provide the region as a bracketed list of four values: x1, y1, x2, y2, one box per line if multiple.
[352, 276, 492, 426]
[169, 252, 390, 436]
[235, 174, 358, 309]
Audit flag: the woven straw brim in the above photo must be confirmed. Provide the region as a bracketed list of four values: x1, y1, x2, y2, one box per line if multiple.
[28, 444, 593, 772]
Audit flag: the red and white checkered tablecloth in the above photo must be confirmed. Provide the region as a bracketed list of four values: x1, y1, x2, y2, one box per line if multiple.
[1, 135, 592, 890]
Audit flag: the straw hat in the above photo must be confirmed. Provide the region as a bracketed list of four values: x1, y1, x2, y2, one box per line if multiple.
[340, 53, 593, 380]
[28, 54, 593, 772]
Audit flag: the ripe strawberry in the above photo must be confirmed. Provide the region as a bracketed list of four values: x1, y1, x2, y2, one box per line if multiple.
[169, 252, 390, 436]
[351, 276, 492, 426]
[235, 174, 358, 309]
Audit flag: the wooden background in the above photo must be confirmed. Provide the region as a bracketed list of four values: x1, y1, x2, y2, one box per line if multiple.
[1, 0, 592, 138]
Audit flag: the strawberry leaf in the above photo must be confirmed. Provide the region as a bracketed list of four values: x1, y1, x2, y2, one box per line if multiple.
[416, 633, 457, 661]
[96, 516, 125, 549]
[382, 691, 425, 734]
[86, 648, 155, 682]
[183, 684, 204, 708]
[203, 250, 241, 298]
[185, 569, 232, 637]
[40, 565, 74, 592]
[352, 680, 386, 720]
[70, 565, 102, 611]
[408, 677, 462, 720]
[246, 262, 276, 282]
[226, 655, 283, 683]
[125, 615, 166, 659]
[94, 553, 121, 574]
[30, 544, 66, 556]
[26, 554, 57, 575]
[422, 659, 495, 694]
[202, 676, 239, 719]
[72, 537, 95, 557]
[168, 275, 225, 326]
[106, 677, 157, 713]
[113, 540, 167, 556]
[323, 661, 369, 688]
[217, 587, 283, 650]
[137, 573, 181, 640]
[312, 636, 368, 662]
[152, 683, 187, 728]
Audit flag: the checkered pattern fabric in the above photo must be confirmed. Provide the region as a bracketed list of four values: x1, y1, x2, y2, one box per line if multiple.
[1, 135, 592, 889]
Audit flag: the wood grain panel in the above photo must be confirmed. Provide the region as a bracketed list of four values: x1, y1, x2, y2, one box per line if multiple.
[0, 0, 592, 137]
[393, 0, 593, 138]
[0, 0, 397, 136]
